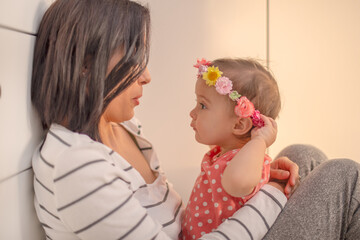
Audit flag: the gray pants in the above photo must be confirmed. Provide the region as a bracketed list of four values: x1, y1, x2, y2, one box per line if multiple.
[264, 144, 360, 240]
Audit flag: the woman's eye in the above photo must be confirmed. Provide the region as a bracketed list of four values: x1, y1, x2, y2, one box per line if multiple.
[200, 103, 206, 109]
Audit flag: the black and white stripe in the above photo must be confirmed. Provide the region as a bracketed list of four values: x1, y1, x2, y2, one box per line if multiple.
[117, 213, 148, 240]
[144, 182, 170, 209]
[140, 147, 152, 151]
[242, 204, 270, 230]
[259, 188, 284, 210]
[48, 130, 71, 147]
[40, 152, 54, 168]
[74, 195, 133, 234]
[39, 204, 60, 220]
[228, 218, 253, 240]
[54, 159, 107, 182]
[58, 176, 131, 211]
[162, 202, 182, 228]
[35, 177, 54, 195]
[40, 222, 52, 229]
[212, 230, 230, 240]
[123, 166, 133, 172]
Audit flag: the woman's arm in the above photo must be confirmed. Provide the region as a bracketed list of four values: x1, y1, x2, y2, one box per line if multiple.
[200, 184, 287, 240]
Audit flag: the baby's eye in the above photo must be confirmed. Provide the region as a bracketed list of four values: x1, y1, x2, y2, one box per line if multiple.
[200, 103, 207, 109]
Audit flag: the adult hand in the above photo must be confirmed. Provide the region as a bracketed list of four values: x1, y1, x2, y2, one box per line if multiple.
[269, 156, 300, 198]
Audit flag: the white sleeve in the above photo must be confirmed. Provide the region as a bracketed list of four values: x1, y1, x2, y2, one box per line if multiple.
[199, 185, 287, 240]
[53, 146, 173, 240]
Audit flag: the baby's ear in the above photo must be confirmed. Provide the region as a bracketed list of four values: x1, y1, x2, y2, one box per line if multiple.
[232, 117, 253, 136]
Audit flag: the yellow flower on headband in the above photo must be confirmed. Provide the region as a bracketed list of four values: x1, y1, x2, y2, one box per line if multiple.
[202, 66, 223, 86]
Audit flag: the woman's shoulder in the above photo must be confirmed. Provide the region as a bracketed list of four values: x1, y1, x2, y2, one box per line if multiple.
[33, 124, 141, 188]
[48, 124, 111, 152]
[35, 124, 114, 172]
[44, 124, 94, 147]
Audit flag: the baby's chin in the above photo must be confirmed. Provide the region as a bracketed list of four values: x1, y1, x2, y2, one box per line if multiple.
[194, 135, 212, 146]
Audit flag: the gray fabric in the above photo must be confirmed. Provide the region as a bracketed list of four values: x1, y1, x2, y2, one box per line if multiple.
[264, 144, 360, 240]
[275, 144, 328, 180]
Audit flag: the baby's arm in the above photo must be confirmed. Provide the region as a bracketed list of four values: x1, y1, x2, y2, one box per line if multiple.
[222, 115, 277, 197]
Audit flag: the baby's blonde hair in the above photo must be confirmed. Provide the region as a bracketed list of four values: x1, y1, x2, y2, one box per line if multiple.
[211, 58, 281, 119]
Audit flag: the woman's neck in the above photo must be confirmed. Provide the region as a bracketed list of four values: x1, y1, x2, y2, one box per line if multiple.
[99, 117, 120, 149]
[98, 116, 157, 184]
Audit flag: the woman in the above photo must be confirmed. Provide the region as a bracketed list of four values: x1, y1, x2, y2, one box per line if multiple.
[31, 0, 359, 239]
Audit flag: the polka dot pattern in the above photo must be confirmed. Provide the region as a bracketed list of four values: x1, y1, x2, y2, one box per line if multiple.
[181, 146, 271, 240]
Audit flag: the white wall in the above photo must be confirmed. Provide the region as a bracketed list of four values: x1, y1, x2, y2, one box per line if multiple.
[269, 0, 360, 161]
[136, 0, 360, 204]
[0, 0, 53, 239]
[136, 0, 268, 203]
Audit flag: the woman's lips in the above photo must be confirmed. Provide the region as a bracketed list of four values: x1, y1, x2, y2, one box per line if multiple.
[133, 95, 142, 106]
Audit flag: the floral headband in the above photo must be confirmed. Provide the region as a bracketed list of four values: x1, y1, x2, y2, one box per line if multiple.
[194, 58, 264, 128]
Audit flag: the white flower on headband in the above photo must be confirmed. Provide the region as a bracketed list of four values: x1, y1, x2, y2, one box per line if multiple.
[194, 58, 212, 78]
[215, 77, 233, 95]
[198, 65, 208, 76]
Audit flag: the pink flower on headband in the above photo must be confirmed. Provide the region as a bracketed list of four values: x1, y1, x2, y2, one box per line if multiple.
[235, 96, 255, 118]
[194, 58, 212, 68]
[215, 77, 233, 95]
[251, 110, 265, 128]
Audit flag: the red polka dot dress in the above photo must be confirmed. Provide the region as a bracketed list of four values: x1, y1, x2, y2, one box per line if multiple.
[181, 146, 271, 240]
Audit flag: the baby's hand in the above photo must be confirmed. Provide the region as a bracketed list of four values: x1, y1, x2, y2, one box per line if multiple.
[251, 115, 277, 147]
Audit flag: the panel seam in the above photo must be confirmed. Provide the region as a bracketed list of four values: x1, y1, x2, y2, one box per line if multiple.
[0, 166, 33, 184]
[0, 24, 36, 36]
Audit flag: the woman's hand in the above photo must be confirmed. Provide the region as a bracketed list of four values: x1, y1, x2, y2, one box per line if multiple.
[269, 156, 300, 198]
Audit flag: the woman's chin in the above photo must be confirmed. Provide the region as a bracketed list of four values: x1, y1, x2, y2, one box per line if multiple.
[123, 112, 135, 122]
[114, 111, 134, 123]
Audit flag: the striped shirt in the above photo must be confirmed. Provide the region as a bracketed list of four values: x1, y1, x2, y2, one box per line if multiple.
[32, 118, 287, 240]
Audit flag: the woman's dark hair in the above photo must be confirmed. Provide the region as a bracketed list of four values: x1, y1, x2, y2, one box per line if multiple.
[31, 0, 150, 140]
[212, 58, 281, 120]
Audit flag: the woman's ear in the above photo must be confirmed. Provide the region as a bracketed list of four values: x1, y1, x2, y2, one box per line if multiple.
[81, 55, 92, 77]
[232, 117, 253, 136]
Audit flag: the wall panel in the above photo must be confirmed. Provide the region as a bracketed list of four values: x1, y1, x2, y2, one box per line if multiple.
[0, 0, 53, 34]
[0, 1, 52, 239]
[0, 170, 44, 239]
[0, 28, 42, 183]
[269, 0, 360, 162]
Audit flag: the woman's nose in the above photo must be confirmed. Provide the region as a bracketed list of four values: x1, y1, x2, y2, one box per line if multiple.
[139, 67, 151, 85]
